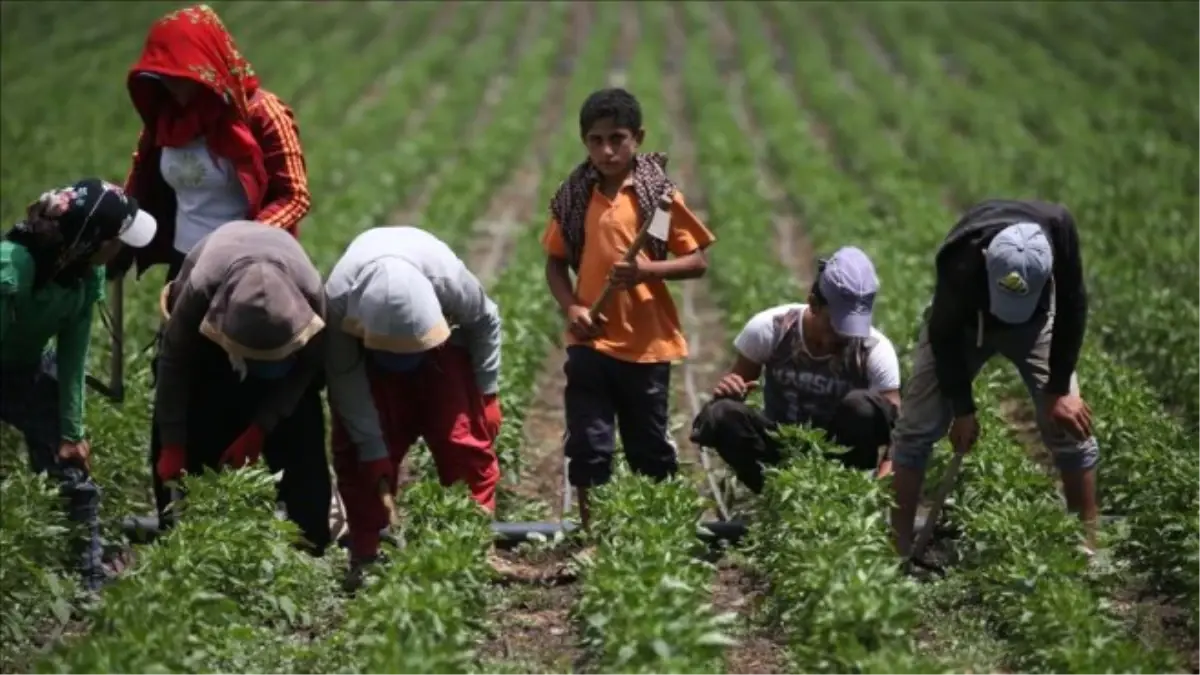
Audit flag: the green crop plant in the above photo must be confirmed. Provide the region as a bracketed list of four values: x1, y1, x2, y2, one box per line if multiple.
[36, 469, 331, 673]
[575, 471, 736, 674]
[0, 473, 75, 670]
[316, 482, 494, 674]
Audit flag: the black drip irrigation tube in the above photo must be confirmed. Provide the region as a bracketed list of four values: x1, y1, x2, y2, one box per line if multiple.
[119, 516, 755, 550]
[121, 511, 1120, 553]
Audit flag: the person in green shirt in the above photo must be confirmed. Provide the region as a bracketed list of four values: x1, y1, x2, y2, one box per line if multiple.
[1, 178, 157, 590]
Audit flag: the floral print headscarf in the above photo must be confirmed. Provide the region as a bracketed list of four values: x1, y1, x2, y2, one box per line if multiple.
[127, 4, 267, 211]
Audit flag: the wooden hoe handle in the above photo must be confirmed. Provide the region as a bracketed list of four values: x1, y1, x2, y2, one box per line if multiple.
[589, 194, 675, 319]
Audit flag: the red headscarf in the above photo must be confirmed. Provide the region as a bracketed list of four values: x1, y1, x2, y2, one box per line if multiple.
[127, 4, 267, 214]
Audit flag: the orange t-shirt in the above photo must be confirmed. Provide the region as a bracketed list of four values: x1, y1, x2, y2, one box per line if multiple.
[541, 181, 716, 364]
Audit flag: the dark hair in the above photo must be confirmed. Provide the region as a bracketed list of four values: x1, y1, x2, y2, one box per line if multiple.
[809, 258, 828, 307]
[579, 88, 642, 137]
[4, 224, 92, 289]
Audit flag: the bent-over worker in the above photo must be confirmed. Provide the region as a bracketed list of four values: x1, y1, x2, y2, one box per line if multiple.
[1, 179, 157, 589]
[326, 226, 502, 574]
[152, 220, 331, 555]
[888, 199, 1099, 556]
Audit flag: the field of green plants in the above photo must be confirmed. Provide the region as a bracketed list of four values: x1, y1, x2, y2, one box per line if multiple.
[1, 1, 1197, 673]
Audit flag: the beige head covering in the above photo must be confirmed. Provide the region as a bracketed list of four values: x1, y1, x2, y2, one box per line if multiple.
[197, 261, 325, 361]
[341, 258, 450, 354]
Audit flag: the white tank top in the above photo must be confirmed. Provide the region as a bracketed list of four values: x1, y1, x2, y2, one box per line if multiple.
[160, 137, 250, 254]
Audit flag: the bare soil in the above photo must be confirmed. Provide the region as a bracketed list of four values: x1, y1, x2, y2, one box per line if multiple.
[478, 549, 585, 674]
[465, 2, 593, 285]
[505, 1, 597, 519]
[389, 2, 524, 227]
[711, 563, 790, 674]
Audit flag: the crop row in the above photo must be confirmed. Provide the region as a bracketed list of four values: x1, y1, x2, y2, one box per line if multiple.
[671, 4, 938, 672]
[731, 2, 1186, 669]
[36, 469, 332, 673]
[813, 0, 1199, 627]
[310, 482, 495, 673]
[849, 1, 1200, 424]
[0, 4, 424, 661]
[577, 472, 734, 673]
[1, 3, 556, 670]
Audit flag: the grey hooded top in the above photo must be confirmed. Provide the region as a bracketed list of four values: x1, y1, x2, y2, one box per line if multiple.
[324, 226, 502, 462]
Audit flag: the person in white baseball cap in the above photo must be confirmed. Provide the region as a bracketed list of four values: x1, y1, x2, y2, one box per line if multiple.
[888, 198, 1098, 559]
[1, 178, 156, 591]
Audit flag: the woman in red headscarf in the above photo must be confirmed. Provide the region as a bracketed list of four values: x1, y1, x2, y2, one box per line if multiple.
[111, 4, 312, 282]
[112, 5, 327, 554]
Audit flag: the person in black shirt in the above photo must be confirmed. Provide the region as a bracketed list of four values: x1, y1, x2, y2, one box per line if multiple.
[888, 199, 1098, 557]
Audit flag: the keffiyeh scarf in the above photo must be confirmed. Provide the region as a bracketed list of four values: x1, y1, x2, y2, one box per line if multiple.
[548, 152, 677, 271]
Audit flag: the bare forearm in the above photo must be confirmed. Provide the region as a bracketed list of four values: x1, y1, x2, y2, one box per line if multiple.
[645, 249, 708, 281]
[545, 257, 579, 312]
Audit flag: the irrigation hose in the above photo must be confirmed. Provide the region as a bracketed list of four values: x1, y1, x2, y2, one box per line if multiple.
[681, 282, 733, 522]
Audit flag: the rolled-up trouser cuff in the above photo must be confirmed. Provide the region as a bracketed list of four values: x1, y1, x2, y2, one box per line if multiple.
[890, 442, 936, 471]
[1051, 436, 1100, 472]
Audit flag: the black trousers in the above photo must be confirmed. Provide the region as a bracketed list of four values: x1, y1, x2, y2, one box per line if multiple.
[690, 389, 897, 494]
[0, 353, 104, 589]
[563, 345, 677, 487]
[149, 337, 332, 555]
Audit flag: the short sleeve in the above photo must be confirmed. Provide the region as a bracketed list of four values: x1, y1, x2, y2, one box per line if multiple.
[666, 191, 716, 257]
[866, 333, 901, 391]
[732, 309, 780, 365]
[541, 217, 568, 259]
[0, 241, 33, 298]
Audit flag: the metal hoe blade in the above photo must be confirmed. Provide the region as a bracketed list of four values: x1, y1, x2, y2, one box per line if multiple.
[908, 448, 966, 572]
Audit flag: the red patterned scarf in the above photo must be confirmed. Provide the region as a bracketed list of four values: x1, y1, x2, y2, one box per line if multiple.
[127, 4, 267, 214]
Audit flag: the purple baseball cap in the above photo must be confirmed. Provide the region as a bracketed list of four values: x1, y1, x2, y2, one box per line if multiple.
[817, 246, 879, 338]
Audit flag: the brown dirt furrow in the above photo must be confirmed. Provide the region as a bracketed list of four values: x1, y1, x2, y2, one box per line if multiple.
[478, 548, 586, 673]
[709, 3, 814, 286]
[712, 564, 789, 674]
[658, 4, 730, 505]
[475, 7, 596, 673]
[343, 2, 461, 125]
[390, 2, 530, 226]
[509, 0, 598, 520]
[668, 5, 793, 671]
[465, 4, 589, 285]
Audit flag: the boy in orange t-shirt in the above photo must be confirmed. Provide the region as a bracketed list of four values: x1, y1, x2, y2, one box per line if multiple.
[542, 88, 716, 527]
